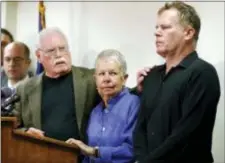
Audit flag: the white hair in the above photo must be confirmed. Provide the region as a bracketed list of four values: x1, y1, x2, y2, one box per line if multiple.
[36, 27, 69, 49]
[95, 49, 127, 76]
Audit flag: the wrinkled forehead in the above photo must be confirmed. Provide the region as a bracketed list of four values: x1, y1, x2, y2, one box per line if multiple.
[39, 32, 68, 49]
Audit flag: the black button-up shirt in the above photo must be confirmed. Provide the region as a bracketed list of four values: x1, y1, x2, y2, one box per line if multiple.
[134, 51, 221, 163]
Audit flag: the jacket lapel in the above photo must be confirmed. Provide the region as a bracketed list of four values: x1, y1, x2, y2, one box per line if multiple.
[26, 74, 43, 129]
[25, 68, 87, 131]
[72, 67, 87, 131]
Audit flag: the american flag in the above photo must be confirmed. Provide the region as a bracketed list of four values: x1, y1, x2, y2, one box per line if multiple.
[36, 1, 46, 74]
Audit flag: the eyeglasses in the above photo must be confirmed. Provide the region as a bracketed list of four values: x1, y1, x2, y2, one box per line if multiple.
[4, 57, 26, 65]
[39, 46, 69, 56]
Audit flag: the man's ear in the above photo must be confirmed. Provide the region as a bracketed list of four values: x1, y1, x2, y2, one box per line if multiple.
[27, 58, 31, 66]
[35, 50, 41, 62]
[184, 26, 195, 41]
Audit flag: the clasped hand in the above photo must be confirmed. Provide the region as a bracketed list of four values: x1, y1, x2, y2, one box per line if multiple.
[66, 138, 96, 157]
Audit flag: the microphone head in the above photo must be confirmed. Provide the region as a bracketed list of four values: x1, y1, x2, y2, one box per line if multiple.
[1, 87, 14, 99]
[1, 93, 20, 110]
[11, 94, 20, 102]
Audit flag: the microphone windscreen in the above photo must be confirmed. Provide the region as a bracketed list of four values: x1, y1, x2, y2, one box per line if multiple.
[1, 93, 20, 109]
[1, 87, 13, 99]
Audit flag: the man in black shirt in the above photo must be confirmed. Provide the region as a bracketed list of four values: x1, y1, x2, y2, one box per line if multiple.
[133, 2, 221, 163]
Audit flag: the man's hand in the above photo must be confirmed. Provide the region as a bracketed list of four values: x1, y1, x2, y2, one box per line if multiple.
[26, 127, 45, 138]
[136, 67, 151, 93]
[66, 138, 95, 156]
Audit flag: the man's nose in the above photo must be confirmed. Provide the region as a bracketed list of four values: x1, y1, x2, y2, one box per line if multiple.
[154, 27, 162, 37]
[55, 48, 62, 57]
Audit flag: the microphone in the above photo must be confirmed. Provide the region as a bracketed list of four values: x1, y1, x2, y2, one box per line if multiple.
[1, 93, 20, 109]
[1, 87, 14, 99]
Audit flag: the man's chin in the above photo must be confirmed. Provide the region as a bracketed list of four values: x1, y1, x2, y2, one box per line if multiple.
[156, 50, 166, 58]
[55, 66, 71, 75]
[8, 76, 20, 80]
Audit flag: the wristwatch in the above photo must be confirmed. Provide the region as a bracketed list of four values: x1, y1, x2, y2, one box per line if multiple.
[94, 146, 99, 158]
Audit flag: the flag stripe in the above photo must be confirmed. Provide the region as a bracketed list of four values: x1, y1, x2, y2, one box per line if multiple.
[36, 1, 46, 75]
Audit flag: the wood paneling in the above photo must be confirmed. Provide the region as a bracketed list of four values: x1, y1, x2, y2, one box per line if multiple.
[1, 117, 79, 163]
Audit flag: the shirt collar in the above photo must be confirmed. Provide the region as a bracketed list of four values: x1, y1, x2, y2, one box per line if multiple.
[98, 87, 129, 111]
[8, 74, 29, 89]
[179, 50, 198, 68]
[158, 50, 198, 71]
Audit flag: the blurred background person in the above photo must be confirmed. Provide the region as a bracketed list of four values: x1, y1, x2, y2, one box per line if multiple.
[1, 28, 33, 86]
[1, 42, 32, 89]
[1, 28, 14, 67]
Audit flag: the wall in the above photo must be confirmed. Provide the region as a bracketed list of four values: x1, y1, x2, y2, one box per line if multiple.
[1, 2, 18, 39]
[1, 1, 224, 162]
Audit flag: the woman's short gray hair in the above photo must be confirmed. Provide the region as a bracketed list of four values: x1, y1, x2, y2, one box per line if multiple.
[95, 49, 127, 76]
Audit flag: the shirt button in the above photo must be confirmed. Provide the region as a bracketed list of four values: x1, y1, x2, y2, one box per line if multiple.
[152, 132, 155, 135]
[102, 127, 105, 131]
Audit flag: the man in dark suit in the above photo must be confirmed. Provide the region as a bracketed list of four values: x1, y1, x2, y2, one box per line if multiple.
[1, 42, 32, 88]
[133, 2, 221, 163]
[14, 27, 99, 143]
